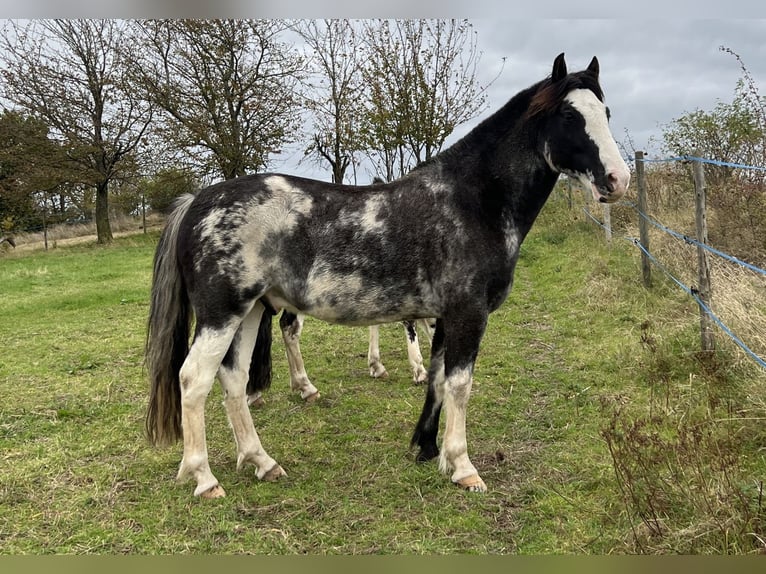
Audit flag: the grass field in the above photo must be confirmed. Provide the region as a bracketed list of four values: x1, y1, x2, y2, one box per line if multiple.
[1, 193, 765, 554]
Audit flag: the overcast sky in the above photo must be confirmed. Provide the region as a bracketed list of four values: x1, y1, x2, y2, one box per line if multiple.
[270, 18, 766, 179]
[464, 19, 766, 157]
[1, 8, 764, 180]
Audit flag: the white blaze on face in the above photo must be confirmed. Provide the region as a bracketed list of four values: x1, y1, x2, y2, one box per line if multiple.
[564, 89, 631, 201]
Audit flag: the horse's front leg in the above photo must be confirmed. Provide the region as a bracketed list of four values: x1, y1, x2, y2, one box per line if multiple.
[279, 311, 320, 402]
[438, 311, 488, 492]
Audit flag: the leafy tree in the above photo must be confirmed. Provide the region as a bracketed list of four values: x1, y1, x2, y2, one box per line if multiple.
[297, 19, 365, 183]
[0, 110, 66, 231]
[359, 19, 489, 181]
[0, 20, 154, 243]
[661, 46, 766, 262]
[142, 167, 200, 214]
[662, 93, 764, 188]
[128, 19, 305, 181]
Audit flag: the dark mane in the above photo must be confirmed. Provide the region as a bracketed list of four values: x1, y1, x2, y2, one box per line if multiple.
[412, 64, 604, 178]
[525, 69, 603, 119]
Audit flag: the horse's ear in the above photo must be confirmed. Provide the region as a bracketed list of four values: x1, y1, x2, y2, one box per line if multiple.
[552, 53, 567, 82]
[587, 56, 600, 77]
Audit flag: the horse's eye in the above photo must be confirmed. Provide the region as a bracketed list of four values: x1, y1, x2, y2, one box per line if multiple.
[562, 108, 576, 123]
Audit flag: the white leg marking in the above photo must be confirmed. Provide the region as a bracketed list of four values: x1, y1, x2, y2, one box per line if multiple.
[281, 313, 320, 401]
[405, 323, 428, 384]
[438, 367, 486, 492]
[176, 321, 241, 497]
[368, 325, 388, 379]
[219, 303, 285, 481]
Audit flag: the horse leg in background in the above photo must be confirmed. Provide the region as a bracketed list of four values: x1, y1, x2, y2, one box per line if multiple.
[404, 320, 429, 384]
[369, 320, 431, 383]
[217, 301, 285, 490]
[279, 311, 321, 402]
[368, 324, 388, 379]
[418, 318, 436, 341]
[411, 319, 445, 462]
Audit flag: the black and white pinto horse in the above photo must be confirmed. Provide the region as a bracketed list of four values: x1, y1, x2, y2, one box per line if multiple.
[245, 177, 435, 410]
[145, 54, 630, 498]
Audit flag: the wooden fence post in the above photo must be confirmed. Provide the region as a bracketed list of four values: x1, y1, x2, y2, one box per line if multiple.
[635, 151, 651, 286]
[691, 154, 715, 354]
[602, 204, 612, 242]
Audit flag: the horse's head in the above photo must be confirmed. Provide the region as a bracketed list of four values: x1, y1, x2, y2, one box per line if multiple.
[533, 53, 630, 203]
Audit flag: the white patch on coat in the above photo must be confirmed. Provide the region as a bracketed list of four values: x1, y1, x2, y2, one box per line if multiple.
[233, 176, 314, 289]
[359, 196, 386, 233]
[264, 176, 314, 225]
[564, 89, 631, 198]
[196, 207, 242, 257]
[504, 227, 520, 259]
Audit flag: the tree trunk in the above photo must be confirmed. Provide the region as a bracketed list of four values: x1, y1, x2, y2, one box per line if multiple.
[95, 181, 113, 244]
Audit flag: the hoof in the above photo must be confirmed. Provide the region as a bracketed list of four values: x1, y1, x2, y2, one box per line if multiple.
[455, 474, 487, 493]
[369, 364, 388, 379]
[413, 370, 428, 384]
[248, 394, 265, 408]
[416, 445, 439, 462]
[200, 484, 226, 499]
[262, 464, 286, 482]
[304, 391, 321, 403]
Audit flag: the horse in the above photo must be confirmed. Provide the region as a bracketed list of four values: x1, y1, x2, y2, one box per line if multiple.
[145, 53, 630, 498]
[244, 176, 435, 410]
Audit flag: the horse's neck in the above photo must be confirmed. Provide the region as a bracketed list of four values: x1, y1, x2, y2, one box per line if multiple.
[439, 125, 558, 241]
[506, 164, 560, 240]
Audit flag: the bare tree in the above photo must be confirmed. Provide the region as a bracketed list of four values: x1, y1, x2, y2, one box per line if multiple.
[0, 19, 153, 243]
[129, 19, 305, 181]
[359, 19, 490, 180]
[296, 19, 365, 184]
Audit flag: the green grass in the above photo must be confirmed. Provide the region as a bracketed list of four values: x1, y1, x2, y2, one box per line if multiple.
[1, 195, 764, 554]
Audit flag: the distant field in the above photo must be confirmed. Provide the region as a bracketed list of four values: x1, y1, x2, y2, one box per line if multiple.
[1, 194, 764, 554]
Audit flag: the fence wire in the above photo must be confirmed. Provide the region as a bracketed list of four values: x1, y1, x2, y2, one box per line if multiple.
[583, 154, 766, 370]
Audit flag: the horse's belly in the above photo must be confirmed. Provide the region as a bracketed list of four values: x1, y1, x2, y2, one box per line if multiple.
[263, 278, 437, 327]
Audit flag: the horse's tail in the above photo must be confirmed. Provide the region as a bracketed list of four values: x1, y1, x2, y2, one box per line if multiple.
[246, 311, 273, 396]
[145, 193, 195, 447]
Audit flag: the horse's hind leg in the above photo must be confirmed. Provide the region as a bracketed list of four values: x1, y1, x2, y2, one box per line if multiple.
[279, 311, 320, 402]
[418, 318, 436, 341]
[368, 325, 388, 379]
[404, 320, 428, 384]
[176, 319, 242, 498]
[219, 302, 286, 482]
